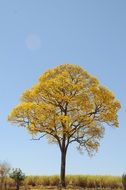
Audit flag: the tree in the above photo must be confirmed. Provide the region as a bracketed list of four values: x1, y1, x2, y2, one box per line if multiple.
[0, 161, 11, 190]
[8, 64, 121, 187]
[9, 168, 25, 190]
[122, 174, 126, 190]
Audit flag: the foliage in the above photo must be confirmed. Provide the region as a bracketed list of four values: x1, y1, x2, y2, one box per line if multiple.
[10, 168, 25, 181]
[8, 64, 121, 154]
[122, 174, 126, 190]
[8, 64, 121, 186]
[0, 161, 11, 190]
[10, 168, 25, 190]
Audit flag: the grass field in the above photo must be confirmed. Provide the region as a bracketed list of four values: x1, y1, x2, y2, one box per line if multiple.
[3, 175, 123, 190]
[6, 187, 124, 190]
[5, 187, 124, 190]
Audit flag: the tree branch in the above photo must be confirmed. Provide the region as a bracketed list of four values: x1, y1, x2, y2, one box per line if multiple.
[30, 133, 47, 140]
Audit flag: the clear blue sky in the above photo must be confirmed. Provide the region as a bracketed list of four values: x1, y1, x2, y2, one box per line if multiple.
[0, 0, 126, 176]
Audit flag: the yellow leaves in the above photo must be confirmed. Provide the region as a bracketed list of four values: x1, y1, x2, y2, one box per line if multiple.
[76, 94, 93, 112]
[8, 102, 32, 118]
[85, 140, 99, 151]
[8, 101, 56, 132]
[58, 115, 70, 124]
[8, 64, 121, 148]
[28, 123, 36, 133]
[90, 86, 99, 94]
[89, 76, 99, 87]
[113, 100, 121, 110]
[100, 112, 113, 121]
[90, 85, 121, 110]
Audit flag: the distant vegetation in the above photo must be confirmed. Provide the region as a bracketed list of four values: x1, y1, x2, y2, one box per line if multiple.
[0, 161, 10, 190]
[2, 175, 123, 190]
[9, 168, 25, 190]
[122, 174, 126, 190]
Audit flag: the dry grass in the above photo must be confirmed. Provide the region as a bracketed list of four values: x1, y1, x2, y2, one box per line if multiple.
[22, 175, 122, 189]
[4, 175, 123, 190]
[32, 189, 122, 190]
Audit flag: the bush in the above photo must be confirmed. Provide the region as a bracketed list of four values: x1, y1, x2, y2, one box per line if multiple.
[9, 168, 25, 190]
[122, 174, 126, 190]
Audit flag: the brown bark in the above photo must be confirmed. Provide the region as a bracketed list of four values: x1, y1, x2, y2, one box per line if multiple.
[60, 149, 67, 187]
[60, 134, 67, 188]
[16, 181, 20, 190]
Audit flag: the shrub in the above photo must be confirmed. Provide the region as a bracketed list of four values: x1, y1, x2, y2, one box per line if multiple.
[0, 161, 11, 190]
[10, 168, 25, 190]
[122, 174, 126, 190]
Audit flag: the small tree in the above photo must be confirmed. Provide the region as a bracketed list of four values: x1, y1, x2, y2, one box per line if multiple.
[9, 168, 25, 190]
[0, 161, 10, 190]
[122, 174, 126, 190]
[8, 64, 121, 187]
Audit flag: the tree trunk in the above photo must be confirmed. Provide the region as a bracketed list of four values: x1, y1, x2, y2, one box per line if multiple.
[16, 181, 20, 190]
[60, 148, 67, 188]
[1, 177, 4, 190]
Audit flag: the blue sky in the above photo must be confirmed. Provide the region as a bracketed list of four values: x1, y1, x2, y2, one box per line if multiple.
[0, 0, 126, 176]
